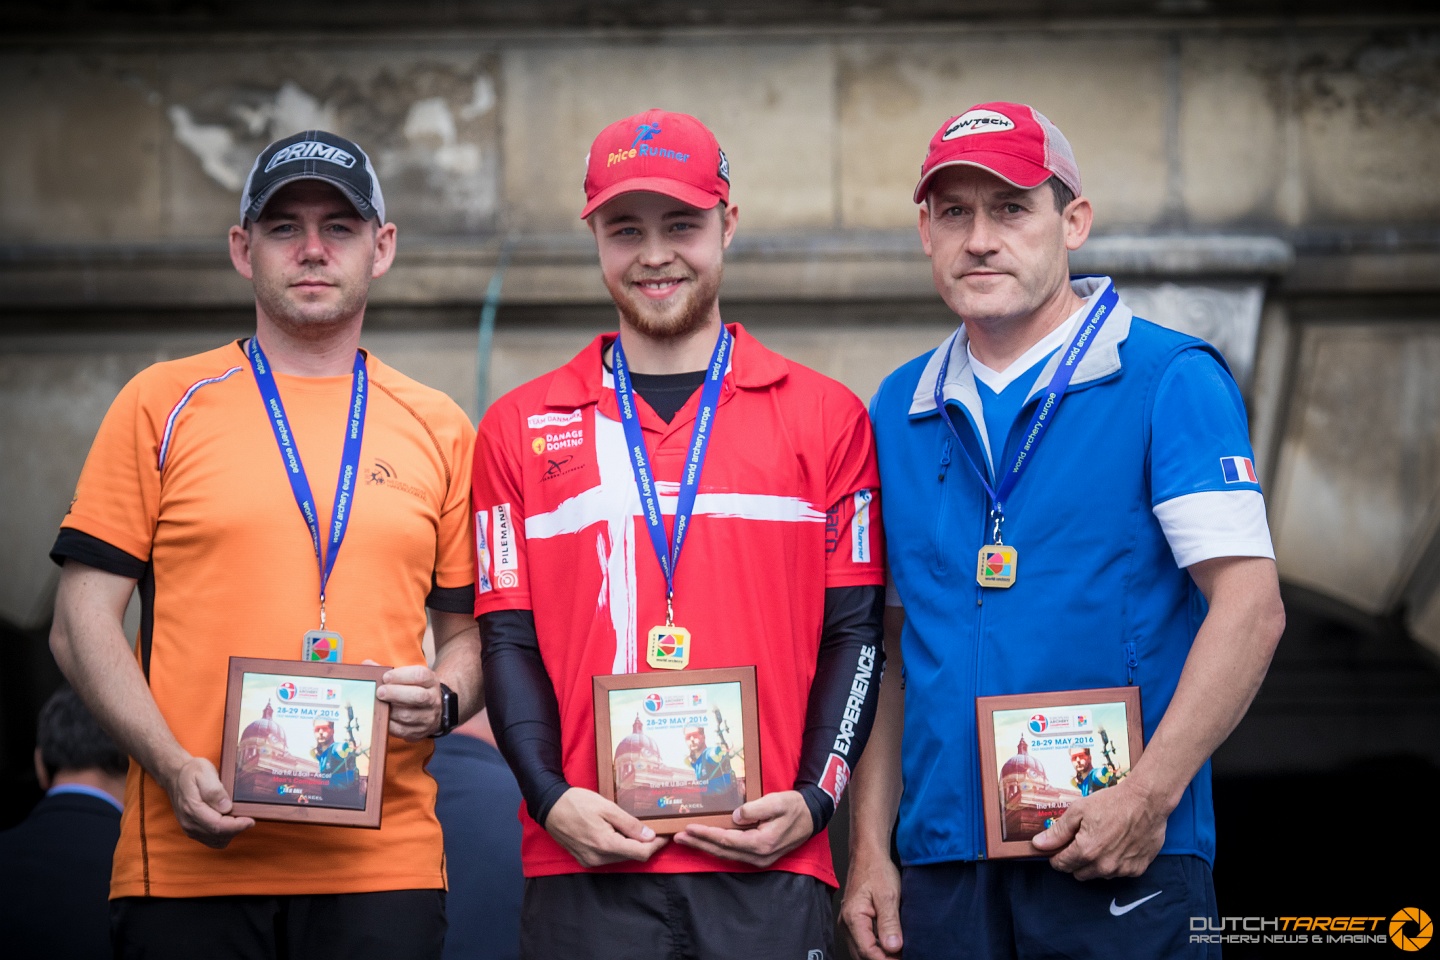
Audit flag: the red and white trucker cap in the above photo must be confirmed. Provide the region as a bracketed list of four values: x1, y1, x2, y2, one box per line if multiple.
[581, 109, 731, 219]
[913, 102, 1081, 204]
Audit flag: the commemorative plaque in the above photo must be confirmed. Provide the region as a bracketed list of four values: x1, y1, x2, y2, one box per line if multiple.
[220, 657, 389, 828]
[976, 686, 1143, 859]
[594, 666, 761, 834]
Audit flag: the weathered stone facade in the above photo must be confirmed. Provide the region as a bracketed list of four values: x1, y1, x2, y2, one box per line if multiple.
[3, 9, 1440, 771]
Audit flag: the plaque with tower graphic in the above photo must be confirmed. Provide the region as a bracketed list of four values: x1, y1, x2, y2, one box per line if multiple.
[220, 657, 390, 827]
[976, 687, 1143, 858]
[594, 666, 760, 834]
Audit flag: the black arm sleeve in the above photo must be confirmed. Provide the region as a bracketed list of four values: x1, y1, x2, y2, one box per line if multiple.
[480, 609, 571, 826]
[793, 584, 886, 835]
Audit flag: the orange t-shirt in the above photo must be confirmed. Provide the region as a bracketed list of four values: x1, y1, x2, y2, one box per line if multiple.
[56, 341, 475, 899]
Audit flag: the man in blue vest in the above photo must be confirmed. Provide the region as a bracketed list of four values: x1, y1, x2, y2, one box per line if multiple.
[841, 102, 1285, 959]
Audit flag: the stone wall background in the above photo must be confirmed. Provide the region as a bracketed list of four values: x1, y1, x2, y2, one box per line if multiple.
[3, 9, 1440, 788]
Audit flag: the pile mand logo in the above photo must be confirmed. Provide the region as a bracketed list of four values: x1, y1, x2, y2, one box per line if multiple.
[264, 140, 357, 172]
[1191, 908, 1432, 949]
[493, 504, 517, 576]
[1028, 713, 1048, 734]
[608, 122, 692, 168]
[942, 109, 1017, 141]
[644, 693, 665, 713]
[278, 682, 297, 701]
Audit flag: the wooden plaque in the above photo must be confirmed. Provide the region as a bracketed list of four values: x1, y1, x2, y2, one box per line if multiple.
[976, 686, 1143, 859]
[220, 657, 390, 828]
[594, 666, 761, 835]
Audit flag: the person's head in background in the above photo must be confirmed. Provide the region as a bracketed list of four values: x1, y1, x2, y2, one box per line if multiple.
[34, 685, 128, 805]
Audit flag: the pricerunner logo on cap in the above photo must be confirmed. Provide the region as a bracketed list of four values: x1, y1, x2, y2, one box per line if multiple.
[264, 141, 358, 173]
[943, 109, 1017, 141]
[608, 122, 691, 168]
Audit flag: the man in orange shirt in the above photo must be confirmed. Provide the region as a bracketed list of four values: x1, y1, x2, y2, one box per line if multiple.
[48, 130, 481, 959]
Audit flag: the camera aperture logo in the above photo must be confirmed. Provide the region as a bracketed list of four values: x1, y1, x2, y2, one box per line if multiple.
[1191, 908, 1431, 949]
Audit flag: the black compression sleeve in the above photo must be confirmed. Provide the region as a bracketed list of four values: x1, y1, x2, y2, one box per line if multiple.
[793, 584, 886, 835]
[480, 609, 571, 826]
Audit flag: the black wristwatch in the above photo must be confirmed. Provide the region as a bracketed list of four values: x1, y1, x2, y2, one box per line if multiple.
[430, 683, 458, 738]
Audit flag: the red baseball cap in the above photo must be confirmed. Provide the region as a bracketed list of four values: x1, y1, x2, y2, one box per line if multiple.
[580, 109, 731, 219]
[913, 102, 1081, 204]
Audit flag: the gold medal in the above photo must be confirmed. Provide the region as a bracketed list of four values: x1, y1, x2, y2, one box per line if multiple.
[302, 629, 344, 662]
[976, 544, 1018, 589]
[646, 624, 692, 670]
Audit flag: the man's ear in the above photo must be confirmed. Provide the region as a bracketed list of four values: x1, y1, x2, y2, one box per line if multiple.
[918, 203, 934, 258]
[1062, 197, 1093, 252]
[228, 224, 254, 280]
[33, 747, 51, 792]
[719, 203, 739, 250]
[371, 222, 398, 279]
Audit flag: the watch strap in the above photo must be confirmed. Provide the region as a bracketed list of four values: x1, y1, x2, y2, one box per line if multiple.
[431, 682, 458, 737]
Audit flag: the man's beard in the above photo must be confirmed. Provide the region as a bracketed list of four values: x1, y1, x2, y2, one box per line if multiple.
[610, 263, 722, 342]
[252, 272, 371, 338]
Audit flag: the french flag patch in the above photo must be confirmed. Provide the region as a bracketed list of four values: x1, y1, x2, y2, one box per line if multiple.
[1219, 456, 1258, 484]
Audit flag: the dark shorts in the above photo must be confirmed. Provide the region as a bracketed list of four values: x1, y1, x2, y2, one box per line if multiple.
[110, 889, 446, 960]
[900, 855, 1220, 960]
[521, 871, 835, 960]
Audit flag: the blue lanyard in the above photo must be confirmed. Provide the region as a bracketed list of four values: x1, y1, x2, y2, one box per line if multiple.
[613, 325, 732, 623]
[247, 338, 368, 628]
[935, 279, 1117, 541]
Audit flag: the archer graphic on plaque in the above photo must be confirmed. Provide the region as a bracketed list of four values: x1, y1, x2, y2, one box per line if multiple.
[232, 673, 375, 811]
[991, 700, 1132, 843]
[609, 681, 746, 819]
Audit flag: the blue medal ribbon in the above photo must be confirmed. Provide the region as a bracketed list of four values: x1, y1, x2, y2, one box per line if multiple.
[247, 338, 368, 628]
[935, 278, 1118, 542]
[613, 325, 732, 622]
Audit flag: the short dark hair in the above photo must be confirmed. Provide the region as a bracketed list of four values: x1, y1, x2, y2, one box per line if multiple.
[36, 686, 127, 779]
[1047, 176, 1076, 213]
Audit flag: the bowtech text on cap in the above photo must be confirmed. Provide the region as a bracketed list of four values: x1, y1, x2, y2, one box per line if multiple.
[914, 102, 1081, 204]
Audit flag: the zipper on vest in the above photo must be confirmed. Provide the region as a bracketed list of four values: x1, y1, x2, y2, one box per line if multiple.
[1124, 641, 1138, 685]
[931, 436, 953, 573]
[971, 543, 988, 857]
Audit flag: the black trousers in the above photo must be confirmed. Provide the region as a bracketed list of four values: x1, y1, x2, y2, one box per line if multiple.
[521, 871, 835, 960]
[111, 889, 446, 960]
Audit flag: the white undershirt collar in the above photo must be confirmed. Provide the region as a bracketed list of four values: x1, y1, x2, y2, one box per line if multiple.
[968, 291, 1095, 393]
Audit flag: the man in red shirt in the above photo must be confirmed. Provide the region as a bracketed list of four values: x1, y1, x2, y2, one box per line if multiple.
[472, 109, 886, 959]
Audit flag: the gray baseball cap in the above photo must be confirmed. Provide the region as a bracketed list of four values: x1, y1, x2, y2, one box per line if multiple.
[240, 130, 386, 225]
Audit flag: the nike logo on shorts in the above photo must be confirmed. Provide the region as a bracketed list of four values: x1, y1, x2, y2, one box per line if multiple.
[1109, 891, 1163, 916]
